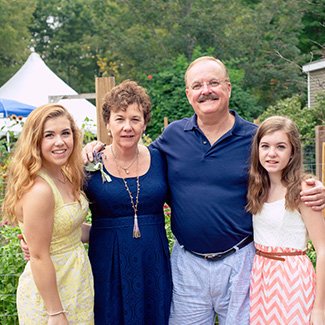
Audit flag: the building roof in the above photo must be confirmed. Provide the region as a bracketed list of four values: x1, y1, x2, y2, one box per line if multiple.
[303, 58, 325, 73]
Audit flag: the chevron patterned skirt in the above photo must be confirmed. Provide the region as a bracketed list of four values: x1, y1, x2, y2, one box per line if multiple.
[250, 243, 315, 325]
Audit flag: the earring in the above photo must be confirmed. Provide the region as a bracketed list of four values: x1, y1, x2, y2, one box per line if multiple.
[107, 130, 112, 137]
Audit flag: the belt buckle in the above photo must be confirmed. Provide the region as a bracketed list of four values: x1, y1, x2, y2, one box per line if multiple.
[205, 253, 220, 260]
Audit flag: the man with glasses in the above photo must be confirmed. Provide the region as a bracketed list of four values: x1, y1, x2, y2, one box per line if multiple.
[152, 56, 256, 324]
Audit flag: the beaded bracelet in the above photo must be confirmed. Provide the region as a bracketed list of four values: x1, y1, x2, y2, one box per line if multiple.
[47, 310, 67, 316]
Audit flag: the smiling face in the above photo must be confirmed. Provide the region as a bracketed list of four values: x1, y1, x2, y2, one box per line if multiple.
[41, 116, 74, 169]
[185, 59, 231, 119]
[108, 103, 146, 150]
[258, 130, 293, 178]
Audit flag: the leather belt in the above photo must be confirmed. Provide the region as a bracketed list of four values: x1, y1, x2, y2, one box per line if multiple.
[188, 236, 253, 261]
[256, 249, 306, 261]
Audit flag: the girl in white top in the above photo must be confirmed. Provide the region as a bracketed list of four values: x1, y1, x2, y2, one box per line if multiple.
[247, 116, 325, 325]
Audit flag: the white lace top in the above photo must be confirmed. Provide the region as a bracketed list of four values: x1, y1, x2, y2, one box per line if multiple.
[253, 198, 308, 250]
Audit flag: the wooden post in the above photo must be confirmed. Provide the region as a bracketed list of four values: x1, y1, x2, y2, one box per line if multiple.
[315, 125, 325, 182]
[95, 77, 115, 144]
[164, 116, 169, 128]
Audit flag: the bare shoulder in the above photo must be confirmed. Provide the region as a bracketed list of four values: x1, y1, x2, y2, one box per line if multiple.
[138, 144, 150, 162]
[21, 176, 54, 206]
[138, 144, 149, 155]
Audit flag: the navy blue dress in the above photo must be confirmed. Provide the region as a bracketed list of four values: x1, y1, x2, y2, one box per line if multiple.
[85, 147, 172, 325]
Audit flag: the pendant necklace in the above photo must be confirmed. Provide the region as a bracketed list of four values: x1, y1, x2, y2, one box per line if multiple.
[111, 146, 141, 238]
[110, 146, 138, 175]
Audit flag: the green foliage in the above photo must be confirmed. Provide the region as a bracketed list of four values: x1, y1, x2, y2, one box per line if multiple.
[258, 94, 325, 174]
[307, 241, 316, 268]
[163, 204, 174, 252]
[0, 0, 323, 113]
[0, 121, 20, 202]
[0, 0, 36, 86]
[226, 59, 263, 120]
[258, 95, 325, 142]
[11, 0, 319, 113]
[30, 0, 99, 93]
[313, 93, 325, 126]
[1, 0, 322, 117]
[81, 117, 97, 144]
[140, 54, 192, 139]
[299, 0, 325, 59]
[0, 226, 25, 324]
[235, 0, 306, 107]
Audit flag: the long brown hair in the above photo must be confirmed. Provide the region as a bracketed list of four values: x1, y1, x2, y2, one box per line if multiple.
[246, 116, 303, 214]
[2, 104, 84, 224]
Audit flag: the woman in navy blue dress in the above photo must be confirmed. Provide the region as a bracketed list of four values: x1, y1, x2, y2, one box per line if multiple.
[84, 80, 172, 325]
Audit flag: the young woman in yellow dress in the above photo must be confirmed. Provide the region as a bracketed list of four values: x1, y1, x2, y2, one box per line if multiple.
[2, 104, 94, 324]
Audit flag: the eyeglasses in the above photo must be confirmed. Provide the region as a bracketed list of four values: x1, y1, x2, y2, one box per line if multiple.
[189, 79, 229, 91]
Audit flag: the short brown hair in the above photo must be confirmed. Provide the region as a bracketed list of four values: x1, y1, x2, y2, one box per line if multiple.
[102, 80, 151, 125]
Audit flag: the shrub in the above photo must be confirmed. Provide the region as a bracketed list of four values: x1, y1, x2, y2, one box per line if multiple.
[0, 225, 25, 324]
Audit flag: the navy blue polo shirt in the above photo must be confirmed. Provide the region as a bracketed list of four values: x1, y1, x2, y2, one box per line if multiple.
[151, 110, 257, 253]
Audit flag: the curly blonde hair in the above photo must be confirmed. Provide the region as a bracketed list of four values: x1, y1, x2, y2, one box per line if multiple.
[2, 104, 84, 224]
[246, 116, 304, 214]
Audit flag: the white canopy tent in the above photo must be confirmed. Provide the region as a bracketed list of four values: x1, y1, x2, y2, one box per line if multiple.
[0, 52, 97, 130]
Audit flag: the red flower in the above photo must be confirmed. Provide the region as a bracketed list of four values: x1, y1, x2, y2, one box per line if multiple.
[163, 203, 171, 218]
[147, 74, 153, 80]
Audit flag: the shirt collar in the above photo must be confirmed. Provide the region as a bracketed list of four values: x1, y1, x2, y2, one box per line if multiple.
[183, 110, 255, 136]
[184, 114, 198, 131]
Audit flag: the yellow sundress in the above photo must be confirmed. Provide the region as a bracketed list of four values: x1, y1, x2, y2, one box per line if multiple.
[16, 171, 94, 324]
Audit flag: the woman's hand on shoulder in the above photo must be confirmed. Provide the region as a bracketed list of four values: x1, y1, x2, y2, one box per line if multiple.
[300, 178, 325, 211]
[82, 141, 106, 164]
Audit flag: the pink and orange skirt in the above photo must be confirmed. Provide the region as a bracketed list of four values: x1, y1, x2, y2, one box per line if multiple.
[250, 243, 315, 325]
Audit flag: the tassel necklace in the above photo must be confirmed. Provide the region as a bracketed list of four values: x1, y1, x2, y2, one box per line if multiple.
[111, 146, 141, 238]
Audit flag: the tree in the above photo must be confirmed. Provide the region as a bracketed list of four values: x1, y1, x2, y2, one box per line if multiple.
[86, 0, 172, 80]
[87, 0, 251, 81]
[30, 0, 99, 92]
[0, 0, 36, 85]
[232, 0, 306, 107]
[258, 95, 323, 141]
[299, 0, 325, 60]
[140, 54, 191, 140]
[27, 0, 323, 112]
[225, 59, 263, 121]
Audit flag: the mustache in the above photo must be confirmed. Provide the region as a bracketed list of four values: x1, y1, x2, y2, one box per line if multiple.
[198, 94, 219, 103]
